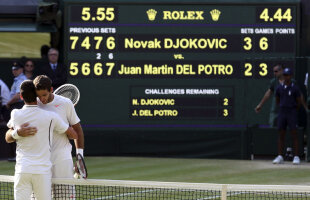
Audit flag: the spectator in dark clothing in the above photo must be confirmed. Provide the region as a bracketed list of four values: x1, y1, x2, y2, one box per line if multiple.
[19, 56, 28, 67]
[273, 68, 302, 165]
[24, 59, 36, 80]
[41, 48, 67, 89]
[41, 44, 50, 59]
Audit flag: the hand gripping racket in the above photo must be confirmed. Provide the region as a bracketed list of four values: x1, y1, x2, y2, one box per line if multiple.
[53, 84, 80, 106]
[74, 153, 88, 179]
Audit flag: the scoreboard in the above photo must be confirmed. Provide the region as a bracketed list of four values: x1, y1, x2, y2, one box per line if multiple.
[63, 1, 299, 130]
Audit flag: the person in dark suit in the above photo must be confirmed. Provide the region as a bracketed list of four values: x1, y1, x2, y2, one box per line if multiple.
[41, 48, 67, 89]
[274, 68, 302, 165]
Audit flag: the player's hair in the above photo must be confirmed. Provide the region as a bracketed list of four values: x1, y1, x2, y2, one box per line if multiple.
[20, 80, 37, 103]
[33, 75, 52, 91]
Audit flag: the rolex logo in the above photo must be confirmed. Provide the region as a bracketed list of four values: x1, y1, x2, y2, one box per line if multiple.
[210, 9, 221, 21]
[146, 9, 157, 21]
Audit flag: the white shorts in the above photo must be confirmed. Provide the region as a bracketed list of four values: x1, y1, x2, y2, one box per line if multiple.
[52, 159, 75, 199]
[52, 159, 74, 178]
[14, 173, 51, 200]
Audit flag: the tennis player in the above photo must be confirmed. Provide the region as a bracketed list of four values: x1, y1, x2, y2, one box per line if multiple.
[32, 75, 84, 178]
[5, 80, 78, 200]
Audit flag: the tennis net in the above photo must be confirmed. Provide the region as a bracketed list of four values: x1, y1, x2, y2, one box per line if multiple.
[1, 175, 310, 199]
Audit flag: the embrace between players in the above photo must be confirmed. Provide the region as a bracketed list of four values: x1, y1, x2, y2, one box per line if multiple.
[5, 75, 85, 200]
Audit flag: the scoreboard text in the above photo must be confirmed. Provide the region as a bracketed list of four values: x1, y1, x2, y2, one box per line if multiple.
[64, 2, 298, 129]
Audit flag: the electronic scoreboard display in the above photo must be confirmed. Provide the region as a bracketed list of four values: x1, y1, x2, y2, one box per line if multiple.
[63, 1, 299, 130]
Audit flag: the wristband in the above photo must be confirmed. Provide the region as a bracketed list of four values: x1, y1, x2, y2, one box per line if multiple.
[77, 148, 84, 157]
[11, 129, 21, 140]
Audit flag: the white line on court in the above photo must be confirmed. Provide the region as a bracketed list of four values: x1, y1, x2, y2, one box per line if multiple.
[91, 189, 159, 200]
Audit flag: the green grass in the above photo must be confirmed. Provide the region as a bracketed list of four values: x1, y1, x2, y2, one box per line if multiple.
[86, 157, 310, 185]
[1, 157, 310, 199]
[0, 33, 50, 58]
[1, 156, 310, 185]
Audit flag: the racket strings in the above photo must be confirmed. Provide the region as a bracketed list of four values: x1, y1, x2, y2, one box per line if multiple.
[76, 154, 87, 179]
[77, 159, 86, 177]
[54, 85, 80, 105]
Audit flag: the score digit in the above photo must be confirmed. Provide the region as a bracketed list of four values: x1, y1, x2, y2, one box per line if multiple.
[243, 37, 252, 51]
[81, 63, 91, 76]
[70, 62, 79, 76]
[94, 63, 103, 76]
[259, 37, 268, 51]
[244, 63, 253, 76]
[223, 98, 229, 106]
[260, 8, 269, 22]
[94, 36, 103, 49]
[81, 36, 91, 49]
[283, 8, 292, 22]
[273, 8, 282, 22]
[106, 7, 115, 21]
[259, 63, 268, 76]
[69, 36, 79, 50]
[81, 7, 91, 21]
[223, 109, 228, 117]
[106, 36, 115, 50]
[106, 62, 115, 76]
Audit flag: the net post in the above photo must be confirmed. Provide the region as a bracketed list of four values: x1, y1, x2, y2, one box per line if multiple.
[221, 184, 227, 200]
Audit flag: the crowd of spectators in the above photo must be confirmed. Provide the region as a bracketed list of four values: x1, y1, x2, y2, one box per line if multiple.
[0, 46, 67, 122]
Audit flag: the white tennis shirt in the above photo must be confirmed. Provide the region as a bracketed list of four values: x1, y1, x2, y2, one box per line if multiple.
[37, 94, 80, 164]
[7, 105, 69, 174]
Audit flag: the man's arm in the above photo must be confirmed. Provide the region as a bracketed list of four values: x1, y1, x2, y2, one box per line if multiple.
[5, 129, 15, 143]
[72, 123, 84, 156]
[65, 127, 78, 139]
[5, 123, 37, 143]
[255, 89, 273, 113]
[6, 93, 21, 108]
[53, 112, 78, 139]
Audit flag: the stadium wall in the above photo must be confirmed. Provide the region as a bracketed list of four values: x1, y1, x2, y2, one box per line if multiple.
[80, 129, 251, 159]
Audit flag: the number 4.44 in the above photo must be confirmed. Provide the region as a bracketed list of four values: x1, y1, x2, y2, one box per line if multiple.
[260, 8, 292, 22]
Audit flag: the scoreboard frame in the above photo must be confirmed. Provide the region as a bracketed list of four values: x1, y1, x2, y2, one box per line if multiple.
[63, 0, 301, 131]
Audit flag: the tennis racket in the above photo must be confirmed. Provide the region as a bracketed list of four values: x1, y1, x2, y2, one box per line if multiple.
[74, 153, 88, 179]
[53, 84, 80, 105]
